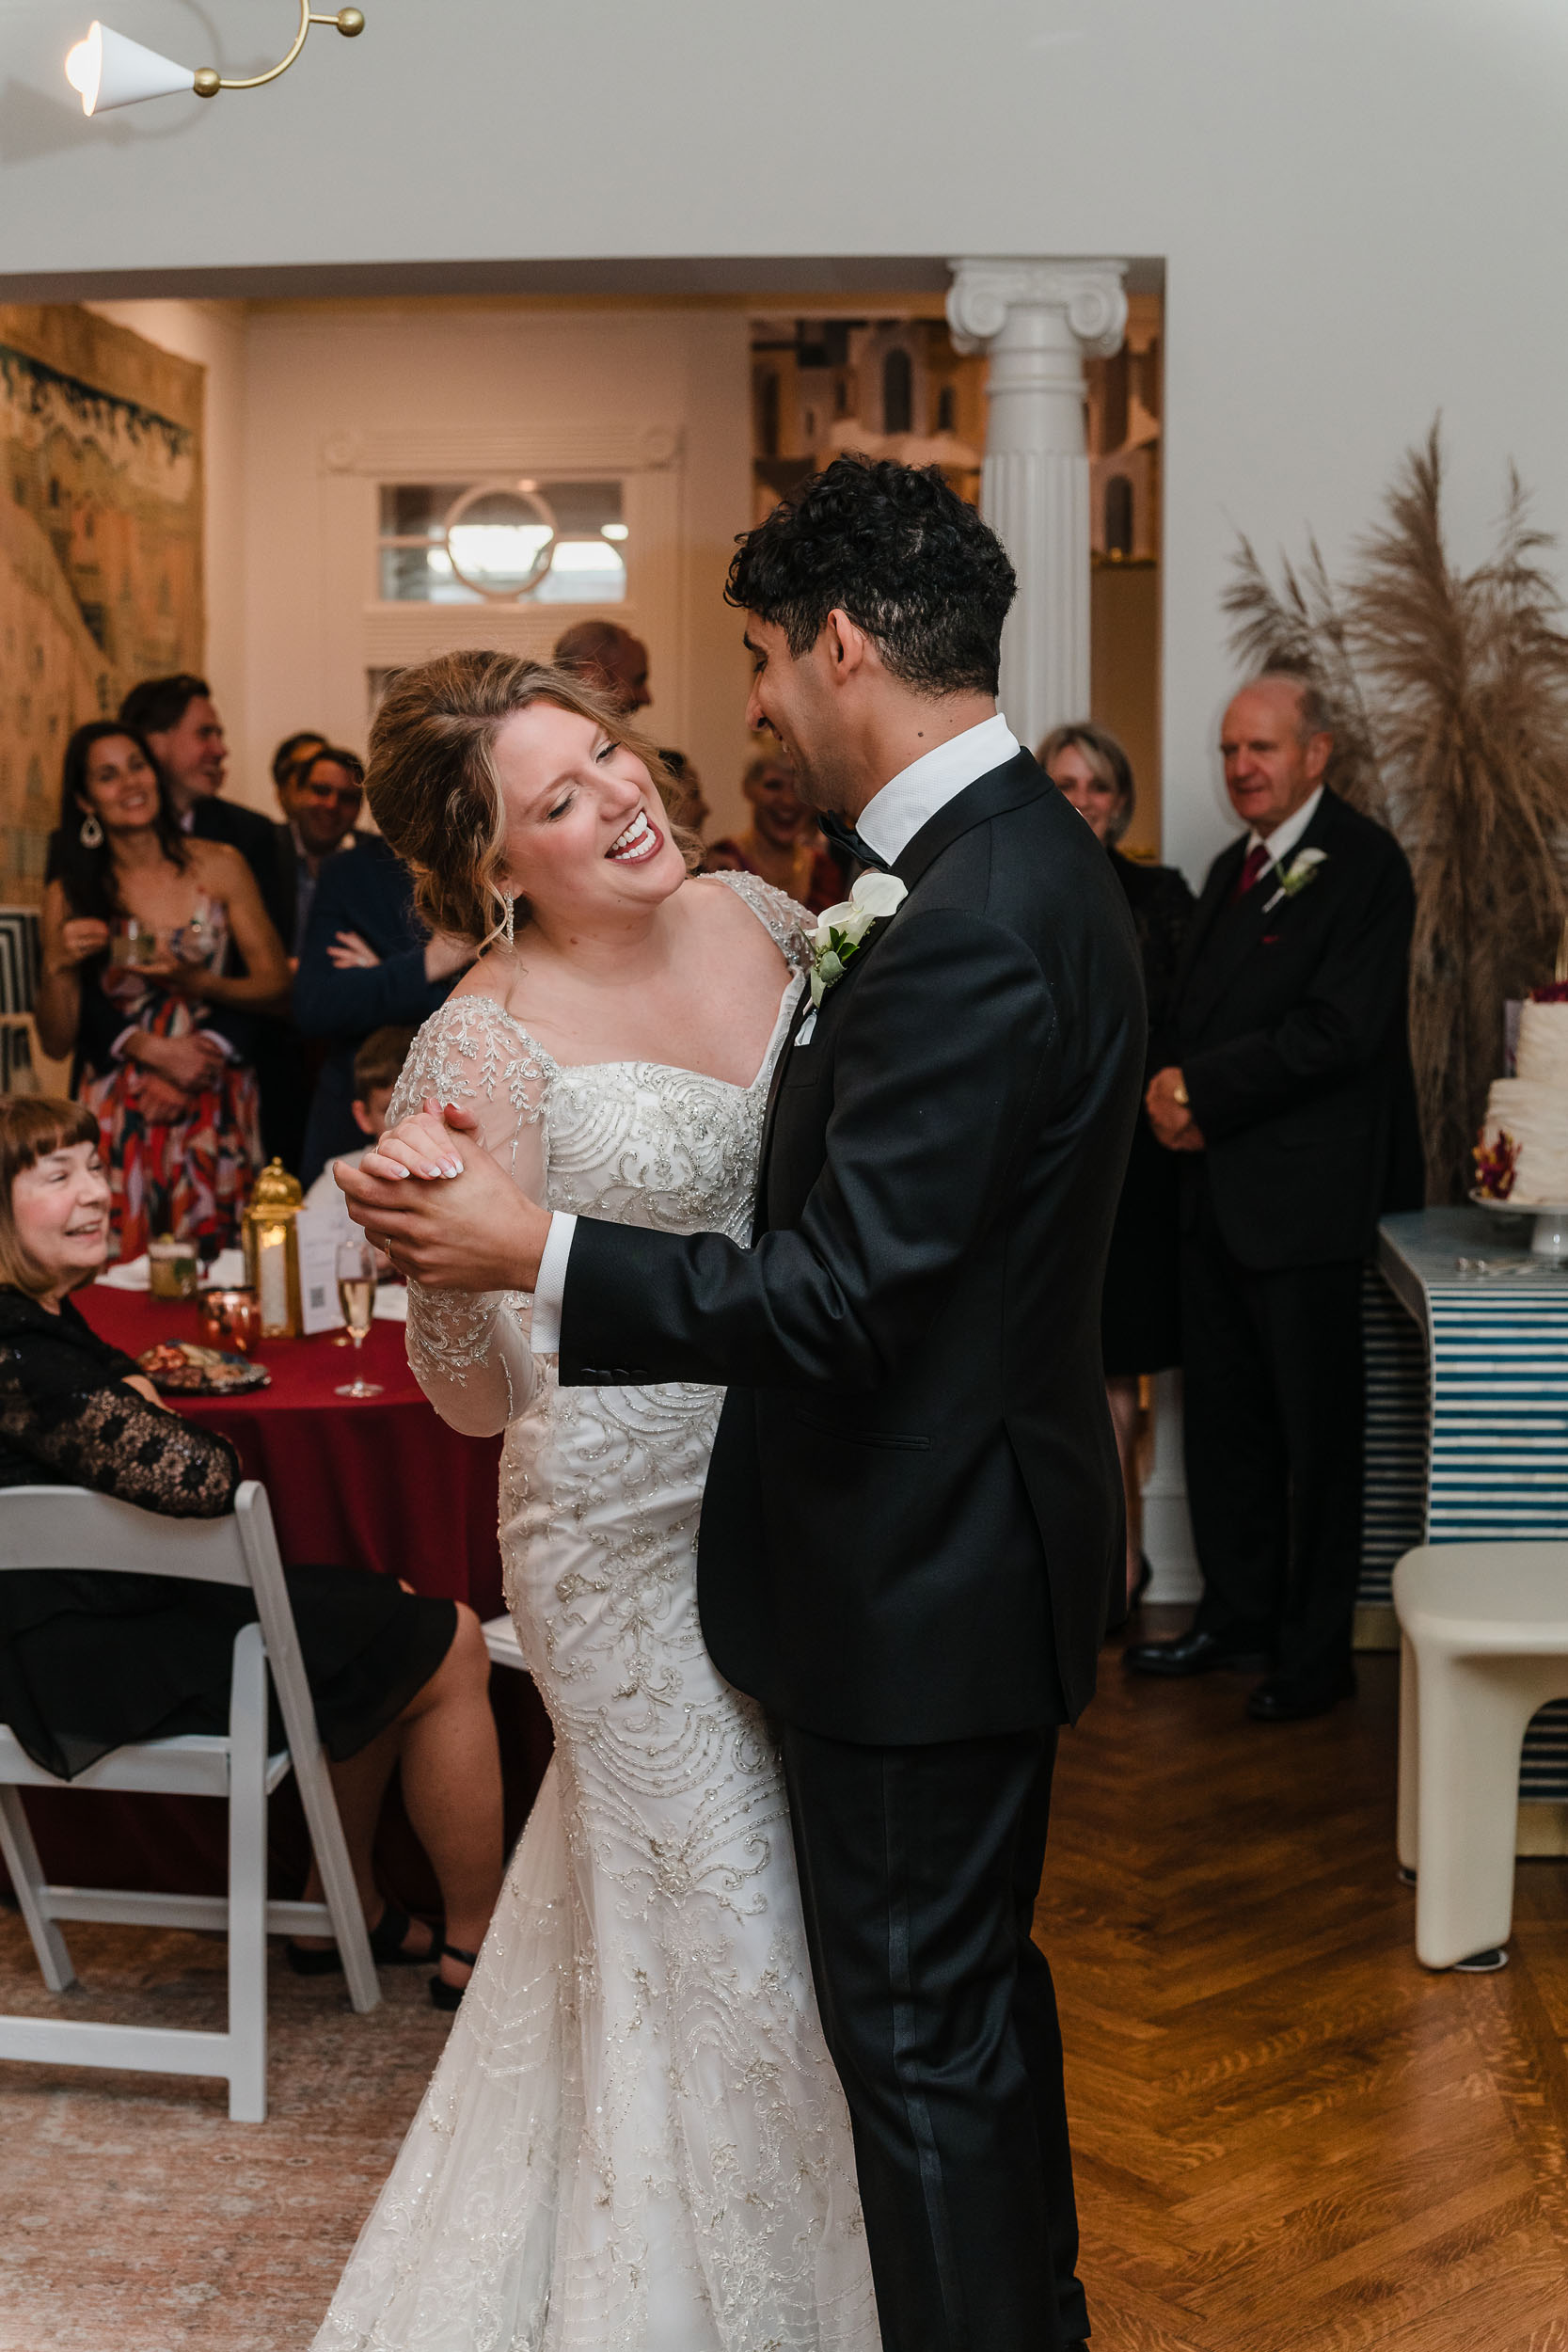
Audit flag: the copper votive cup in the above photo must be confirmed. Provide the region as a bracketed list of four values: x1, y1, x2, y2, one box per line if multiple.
[199, 1286, 261, 1353]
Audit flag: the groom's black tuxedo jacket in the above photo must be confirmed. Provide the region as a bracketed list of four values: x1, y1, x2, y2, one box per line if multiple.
[557, 751, 1146, 1743]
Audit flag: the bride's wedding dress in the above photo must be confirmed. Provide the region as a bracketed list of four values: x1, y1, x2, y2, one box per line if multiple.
[313, 874, 879, 2352]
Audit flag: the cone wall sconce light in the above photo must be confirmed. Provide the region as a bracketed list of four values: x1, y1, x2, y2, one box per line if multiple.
[65, 1, 364, 114]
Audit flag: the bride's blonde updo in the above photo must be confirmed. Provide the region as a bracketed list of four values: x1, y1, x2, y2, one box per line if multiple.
[367, 650, 677, 949]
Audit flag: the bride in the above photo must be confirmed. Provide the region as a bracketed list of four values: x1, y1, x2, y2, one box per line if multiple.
[312, 652, 879, 2352]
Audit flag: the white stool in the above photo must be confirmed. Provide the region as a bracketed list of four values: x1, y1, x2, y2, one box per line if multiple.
[1394, 1542, 1568, 1968]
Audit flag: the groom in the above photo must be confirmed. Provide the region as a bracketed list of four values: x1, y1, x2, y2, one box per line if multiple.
[341, 455, 1145, 2352]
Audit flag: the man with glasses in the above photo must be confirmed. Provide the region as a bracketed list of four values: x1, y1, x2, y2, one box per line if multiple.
[272, 743, 371, 962]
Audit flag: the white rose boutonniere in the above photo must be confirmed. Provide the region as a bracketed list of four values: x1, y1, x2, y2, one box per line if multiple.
[807, 870, 910, 1008]
[1262, 847, 1327, 914]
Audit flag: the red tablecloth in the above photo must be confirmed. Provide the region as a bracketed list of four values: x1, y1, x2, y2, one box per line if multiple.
[5, 1286, 549, 1912]
[78, 1288, 504, 1613]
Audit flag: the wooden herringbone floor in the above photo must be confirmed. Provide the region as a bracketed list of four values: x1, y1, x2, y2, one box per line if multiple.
[1052, 1613, 1568, 2351]
[3, 1617, 1567, 2347]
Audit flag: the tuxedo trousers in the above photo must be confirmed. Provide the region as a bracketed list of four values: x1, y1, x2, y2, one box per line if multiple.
[779, 1721, 1085, 2352]
[1180, 1186, 1365, 1691]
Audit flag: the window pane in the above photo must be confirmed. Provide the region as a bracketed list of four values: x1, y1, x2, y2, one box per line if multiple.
[379, 544, 482, 603]
[378, 483, 467, 539]
[535, 540, 626, 603]
[377, 478, 628, 603]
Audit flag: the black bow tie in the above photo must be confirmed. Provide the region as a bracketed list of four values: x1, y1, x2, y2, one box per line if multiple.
[817, 809, 894, 876]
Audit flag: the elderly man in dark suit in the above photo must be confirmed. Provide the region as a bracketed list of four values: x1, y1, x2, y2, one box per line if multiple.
[1126, 673, 1421, 1721]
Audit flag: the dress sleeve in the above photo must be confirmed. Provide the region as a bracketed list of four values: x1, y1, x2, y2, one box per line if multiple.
[707, 870, 816, 973]
[389, 995, 547, 1437]
[0, 1339, 240, 1518]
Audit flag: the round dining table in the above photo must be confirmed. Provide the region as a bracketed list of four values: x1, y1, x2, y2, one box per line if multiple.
[8, 1283, 550, 1912]
[79, 1286, 504, 1608]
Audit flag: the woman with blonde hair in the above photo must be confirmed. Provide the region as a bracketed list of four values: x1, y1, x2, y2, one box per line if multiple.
[312, 652, 879, 2352]
[1039, 722, 1196, 1625]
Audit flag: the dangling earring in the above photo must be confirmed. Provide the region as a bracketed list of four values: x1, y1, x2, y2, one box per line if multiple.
[79, 811, 103, 850]
[501, 891, 516, 948]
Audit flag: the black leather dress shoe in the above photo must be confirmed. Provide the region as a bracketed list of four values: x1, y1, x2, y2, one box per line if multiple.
[1123, 1628, 1271, 1677]
[1246, 1669, 1356, 1723]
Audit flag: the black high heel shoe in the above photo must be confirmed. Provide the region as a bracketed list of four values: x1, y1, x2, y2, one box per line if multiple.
[430, 1941, 481, 2012]
[285, 1898, 434, 1977]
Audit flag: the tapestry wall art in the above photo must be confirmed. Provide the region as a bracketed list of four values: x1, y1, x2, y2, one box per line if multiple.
[0, 305, 204, 904]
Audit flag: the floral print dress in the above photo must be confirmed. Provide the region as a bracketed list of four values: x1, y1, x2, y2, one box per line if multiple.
[78, 894, 262, 1260]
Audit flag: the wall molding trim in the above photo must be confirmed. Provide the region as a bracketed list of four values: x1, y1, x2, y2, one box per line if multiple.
[319, 424, 685, 476]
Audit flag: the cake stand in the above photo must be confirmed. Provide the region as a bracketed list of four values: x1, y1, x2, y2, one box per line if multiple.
[1469, 1190, 1568, 1260]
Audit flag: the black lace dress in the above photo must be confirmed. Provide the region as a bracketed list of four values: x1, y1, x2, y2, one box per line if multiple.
[0, 1286, 456, 1781]
[1101, 850, 1197, 1377]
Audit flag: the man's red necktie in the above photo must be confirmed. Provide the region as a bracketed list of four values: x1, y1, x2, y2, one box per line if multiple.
[1228, 842, 1272, 906]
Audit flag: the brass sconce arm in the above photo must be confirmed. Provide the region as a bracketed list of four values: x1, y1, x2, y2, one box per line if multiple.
[192, 1, 364, 97]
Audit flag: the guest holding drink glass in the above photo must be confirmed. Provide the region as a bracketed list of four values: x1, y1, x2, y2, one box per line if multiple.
[34, 722, 289, 1263]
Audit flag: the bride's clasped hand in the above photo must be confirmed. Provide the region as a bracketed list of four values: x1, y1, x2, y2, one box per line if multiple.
[339, 1093, 546, 1291]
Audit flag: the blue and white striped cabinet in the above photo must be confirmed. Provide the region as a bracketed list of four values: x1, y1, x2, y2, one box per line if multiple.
[1370, 1209, 1568, 1810]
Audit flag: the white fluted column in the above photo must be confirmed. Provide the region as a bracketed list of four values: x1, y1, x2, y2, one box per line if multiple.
[946, 258, 1129, 751]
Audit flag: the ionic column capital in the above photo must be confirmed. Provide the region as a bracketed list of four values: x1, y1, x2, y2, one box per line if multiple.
[945, 257, 1129, 360]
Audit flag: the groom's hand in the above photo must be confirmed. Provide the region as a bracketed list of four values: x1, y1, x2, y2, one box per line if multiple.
[335, 1097, 551, 1290]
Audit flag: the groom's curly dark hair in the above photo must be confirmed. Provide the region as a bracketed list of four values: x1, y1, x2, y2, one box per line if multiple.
[725, 454, 1017, 699]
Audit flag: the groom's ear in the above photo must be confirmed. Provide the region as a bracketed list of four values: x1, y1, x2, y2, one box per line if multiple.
[822, 608, 871, 682]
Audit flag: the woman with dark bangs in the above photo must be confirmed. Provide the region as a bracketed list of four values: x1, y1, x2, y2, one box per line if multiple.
[35, 721, 289, 1260]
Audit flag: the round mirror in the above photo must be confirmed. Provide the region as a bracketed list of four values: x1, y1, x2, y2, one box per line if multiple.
[443, 482, 557, 600]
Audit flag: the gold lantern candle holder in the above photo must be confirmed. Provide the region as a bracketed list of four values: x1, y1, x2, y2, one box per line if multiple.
[242, 1159, 304, 1340]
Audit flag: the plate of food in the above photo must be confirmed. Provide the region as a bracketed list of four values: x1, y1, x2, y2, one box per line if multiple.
[137, 1341, 272, 1396]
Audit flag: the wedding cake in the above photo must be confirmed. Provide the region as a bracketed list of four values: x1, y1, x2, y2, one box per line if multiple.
[1480, 996, 1568, 1201]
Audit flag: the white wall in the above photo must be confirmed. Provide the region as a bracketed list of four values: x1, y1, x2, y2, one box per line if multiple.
[81, 300, 752, 828]
[8, 0, 1564, 872]
[236, 302, 752, 829]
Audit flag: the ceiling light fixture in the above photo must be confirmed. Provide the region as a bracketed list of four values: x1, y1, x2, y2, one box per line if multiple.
[65, 2, 364, 115]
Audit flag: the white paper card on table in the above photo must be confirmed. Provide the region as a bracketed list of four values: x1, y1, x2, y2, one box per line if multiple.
[295, 1208, 346, 1336]
[372, 1283, 408, 1323]
[98, 1253, 150, 1291]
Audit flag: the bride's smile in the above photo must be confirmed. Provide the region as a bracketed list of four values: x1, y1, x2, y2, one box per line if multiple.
[491, 701, 687, 927]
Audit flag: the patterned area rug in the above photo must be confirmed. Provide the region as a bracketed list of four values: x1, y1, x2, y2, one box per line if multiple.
[0, 1915, 451, 2351]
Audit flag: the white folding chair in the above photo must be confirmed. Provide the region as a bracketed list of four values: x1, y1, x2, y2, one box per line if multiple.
[0, 1482, 379, 2120]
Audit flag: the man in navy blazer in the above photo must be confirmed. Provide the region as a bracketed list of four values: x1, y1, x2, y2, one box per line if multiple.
[293, 834, 472, 1184]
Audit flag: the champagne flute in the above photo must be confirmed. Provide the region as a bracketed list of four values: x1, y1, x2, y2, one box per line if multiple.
[335, 1236, 383, 1398]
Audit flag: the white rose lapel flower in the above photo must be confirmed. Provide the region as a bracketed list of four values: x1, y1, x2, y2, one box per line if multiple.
[1261, 846, 1327, 914]
[807, 870, 910, 1009]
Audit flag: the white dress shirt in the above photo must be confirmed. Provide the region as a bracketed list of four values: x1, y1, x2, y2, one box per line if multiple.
[1246, 785, 1323, 875]
[529, 712, 1022, 1351]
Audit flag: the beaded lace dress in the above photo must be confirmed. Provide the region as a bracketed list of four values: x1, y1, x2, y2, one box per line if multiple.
[313, 873, 879, 2352]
